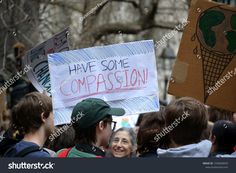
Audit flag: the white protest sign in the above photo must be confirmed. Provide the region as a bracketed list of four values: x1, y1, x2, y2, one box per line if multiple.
[48, 40, 159, 125]
[23, 28, 69, 95]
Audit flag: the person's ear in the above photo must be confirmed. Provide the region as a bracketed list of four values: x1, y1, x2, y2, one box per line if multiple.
[211, 135, 216, 144]
[41, 112, 46, 123]
[98, 121, 105, 131]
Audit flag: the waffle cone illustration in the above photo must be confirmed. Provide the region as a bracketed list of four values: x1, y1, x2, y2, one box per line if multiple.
[200, 45, 235, 102]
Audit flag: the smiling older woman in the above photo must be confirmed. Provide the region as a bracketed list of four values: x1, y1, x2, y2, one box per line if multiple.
[107, 128, 136, 158]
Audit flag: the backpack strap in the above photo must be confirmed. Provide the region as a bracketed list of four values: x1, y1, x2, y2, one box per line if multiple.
[3, 146, 15, 157]
[14, 146, 41, 157]
[0, 138, 20, 157]
[57, 148, 72, 158]
[4, 145, 41, 157]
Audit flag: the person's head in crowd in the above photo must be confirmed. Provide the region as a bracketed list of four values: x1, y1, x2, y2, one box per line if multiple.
[210, 120, 236, 157]
[56, 98, 125, 158]
[233, 113, 236, 124]
[4, 92, 54, 157]
[12, 92, 54, 139]
[137, 109, 170, 157]
[165, 97, 208, 146]
[201, 121, 214, 140]
[208, 106, 234, 123]
[134, 113, 145, 134]
[135, 114, 145, 127]
[0, 109, 11, 133]
[157, 97, 210, 157]
[45, 125, 75, 152]
[109, 128, 136, 158]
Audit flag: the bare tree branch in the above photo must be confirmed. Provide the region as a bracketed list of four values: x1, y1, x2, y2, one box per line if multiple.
[110, 0, 139, 8]
[79, 21, 181, 47]
[32, 0, 84, 13]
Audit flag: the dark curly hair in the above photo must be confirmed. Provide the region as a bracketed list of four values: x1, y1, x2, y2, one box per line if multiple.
[137, 107, 170, 155]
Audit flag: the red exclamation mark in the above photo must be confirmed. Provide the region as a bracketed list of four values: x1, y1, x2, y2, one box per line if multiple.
[145, 68, 148, 84]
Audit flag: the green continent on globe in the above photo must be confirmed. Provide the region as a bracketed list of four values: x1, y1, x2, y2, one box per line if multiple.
[226, 31, 236, 53]
[199, 10, 225, 48]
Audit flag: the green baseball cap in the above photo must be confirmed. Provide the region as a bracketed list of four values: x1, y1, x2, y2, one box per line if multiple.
[71, 98, 125, 128]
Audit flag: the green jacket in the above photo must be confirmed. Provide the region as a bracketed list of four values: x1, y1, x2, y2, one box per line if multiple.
[56, 145, 104, 158]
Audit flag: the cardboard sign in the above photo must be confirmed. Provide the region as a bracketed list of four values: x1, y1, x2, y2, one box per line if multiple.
[48, 40, 159, 125]
[168, 0, 236, 112]
[23, 28, 69, 95]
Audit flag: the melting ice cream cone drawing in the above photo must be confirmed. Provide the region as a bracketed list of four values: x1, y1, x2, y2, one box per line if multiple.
[193, 6, 236, 102]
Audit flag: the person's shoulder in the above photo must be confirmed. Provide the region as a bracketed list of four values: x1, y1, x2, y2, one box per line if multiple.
[43, 148, 56, 157]
[56, 148, 67, 155]
[16, 140, 35, 147]
[16, 141, 50, 158]
[25, 149, 50, 158]
[56, 147, 98, 158]
[139, 152, 157, 158]
[55, 148, 72, 157]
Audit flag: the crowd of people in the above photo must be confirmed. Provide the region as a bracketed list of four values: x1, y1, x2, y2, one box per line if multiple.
[0, 92, 235, 158]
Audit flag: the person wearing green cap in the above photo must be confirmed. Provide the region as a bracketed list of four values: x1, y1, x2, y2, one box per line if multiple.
[56, 98, 125, 158]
